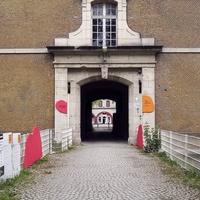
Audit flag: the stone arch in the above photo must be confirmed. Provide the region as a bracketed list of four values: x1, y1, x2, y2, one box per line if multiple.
[77, 74, 132, 86]
[96, 111, 113, 123]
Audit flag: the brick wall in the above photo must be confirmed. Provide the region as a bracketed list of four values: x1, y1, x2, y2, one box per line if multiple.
[128, 0, 200, 131]
[0, 0, 81, 48]
[1, 1, 200, 48]
[0, 54, 54, 133]
[127, 0, 200, 47]
[156, 54, 200, 132]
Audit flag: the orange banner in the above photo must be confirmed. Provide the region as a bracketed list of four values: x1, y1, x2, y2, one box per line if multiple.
[142, 95, 155, 113]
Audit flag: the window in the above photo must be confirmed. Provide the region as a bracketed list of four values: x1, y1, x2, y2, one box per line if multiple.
[67, 0, 141, 47]
[106, 100, 110, 107]
[98, 100, 102, 107]
[92, 2, 117, 47]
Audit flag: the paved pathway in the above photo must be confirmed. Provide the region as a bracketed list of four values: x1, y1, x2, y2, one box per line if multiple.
[17, 141, 199, 200]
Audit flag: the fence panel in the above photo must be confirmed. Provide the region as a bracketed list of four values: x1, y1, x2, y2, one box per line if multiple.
[3, 133, 12, 179]
[0, 133, 21, 180]
[20, 134, 27, 170]
[0, 128, 67, 181]
[40, 129, 52, 157]
[61, 128, 73, 151]
[20, 129, 53, 169]
[12, 133, 21, 178]
[161, 130, 200, 174]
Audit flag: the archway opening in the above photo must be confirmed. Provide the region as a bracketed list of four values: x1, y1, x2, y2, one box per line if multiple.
[81, 80, 128, 141]
[92, 99, 116, 132]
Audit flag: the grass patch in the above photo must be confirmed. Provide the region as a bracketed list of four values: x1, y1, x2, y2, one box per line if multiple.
[56, 145, 76, 154]
[139, 148, 200, 191]
[30, 156, 49, 170]
[154, 151, 200, 190]
[52, 139, 62, 152]
[182, 170, 200, 189]
[156, 152, 177, 166]
[33, 157, 48, 165]
[43, 170, 52, 175]
[0, 156, 50, 200]
[0, 145, 75, 199]
[0, 169, 32, 200]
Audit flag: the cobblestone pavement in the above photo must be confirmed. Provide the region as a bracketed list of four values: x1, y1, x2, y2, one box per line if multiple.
[17, 141, 200, 200]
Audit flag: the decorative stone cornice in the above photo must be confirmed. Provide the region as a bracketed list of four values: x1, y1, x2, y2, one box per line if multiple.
[0, 48, 48, 54]
[47, 46, 163, 55]
[46, 46, 162, 68]
[2, 47, 200, 54]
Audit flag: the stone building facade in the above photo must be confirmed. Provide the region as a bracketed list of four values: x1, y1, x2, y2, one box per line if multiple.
[0, 0, 200, 144]
[92, 99, 116, 127]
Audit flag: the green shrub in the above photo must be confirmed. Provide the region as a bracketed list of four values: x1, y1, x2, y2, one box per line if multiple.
[143, 123, 161, 153]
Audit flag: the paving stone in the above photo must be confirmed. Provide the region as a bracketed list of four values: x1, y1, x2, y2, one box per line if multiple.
[17, 141, 200, 200]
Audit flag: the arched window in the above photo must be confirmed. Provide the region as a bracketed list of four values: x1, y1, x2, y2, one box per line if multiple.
[92, 2, 117, 47]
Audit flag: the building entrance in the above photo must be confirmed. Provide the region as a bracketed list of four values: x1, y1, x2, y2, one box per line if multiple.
[46, 0, 162, 145]
[81, 80, 128, 141]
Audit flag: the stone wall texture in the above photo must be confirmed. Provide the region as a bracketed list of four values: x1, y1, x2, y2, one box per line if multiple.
[0, 0, 200, 132]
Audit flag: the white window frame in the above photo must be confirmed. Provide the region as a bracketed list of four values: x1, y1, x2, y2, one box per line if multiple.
[92, 2, 117, 47]
[65, 0, 141, 47]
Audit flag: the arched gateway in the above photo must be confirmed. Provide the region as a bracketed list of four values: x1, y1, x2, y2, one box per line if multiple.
[47, 0, 162, 145]
[81, 79, 129, 140]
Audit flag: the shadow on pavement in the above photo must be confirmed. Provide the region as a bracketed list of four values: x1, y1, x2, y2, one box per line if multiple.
[82, 128, 126, 143]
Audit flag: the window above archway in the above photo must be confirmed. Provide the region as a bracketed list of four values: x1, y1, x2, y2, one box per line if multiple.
[92, 2, 117, 47]
[54, 0, 155, 47]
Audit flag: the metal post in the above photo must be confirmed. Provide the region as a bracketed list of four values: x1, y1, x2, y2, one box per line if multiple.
[184, 134, 188, 170]
[67, 82, 71, 128]
[169, 131, 172, 160]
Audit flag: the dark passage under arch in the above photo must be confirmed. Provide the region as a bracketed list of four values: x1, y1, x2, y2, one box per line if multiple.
[81, 80, 128, 141]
